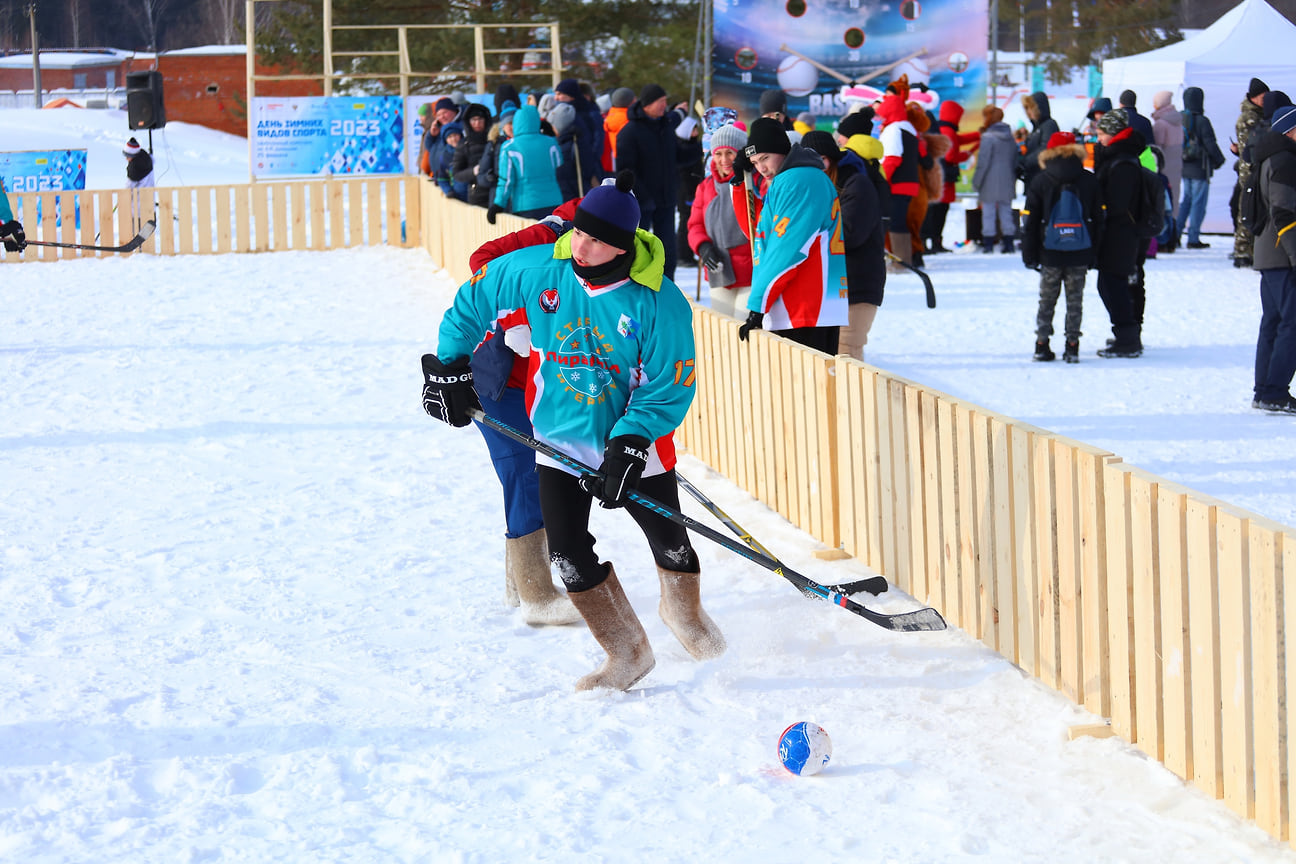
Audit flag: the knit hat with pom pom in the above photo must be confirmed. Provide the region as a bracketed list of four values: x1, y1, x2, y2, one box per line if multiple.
[574, 170, 641, 251]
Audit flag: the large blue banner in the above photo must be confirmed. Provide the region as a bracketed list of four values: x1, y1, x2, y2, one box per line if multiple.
[251, 96, 405, 178]
[712, 0, 988, 129]
[0, 150, 88, 192]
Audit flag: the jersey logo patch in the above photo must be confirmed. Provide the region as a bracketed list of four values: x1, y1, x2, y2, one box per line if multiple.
[539, 288, 560, 313]
[617, 313, 639, 340]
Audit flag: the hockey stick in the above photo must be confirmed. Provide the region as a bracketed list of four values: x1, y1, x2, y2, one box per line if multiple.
[676, 472, 888, 597]
[467, 408, 944, 632]
[884, 249, 936, 308]
[24, 220, 157, 254]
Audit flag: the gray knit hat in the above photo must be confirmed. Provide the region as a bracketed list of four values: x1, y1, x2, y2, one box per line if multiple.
[611, 87, 635, 108]
[708, 123, 747, 153]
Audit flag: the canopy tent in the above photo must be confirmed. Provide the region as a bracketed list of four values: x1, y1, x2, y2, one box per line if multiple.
[1102, 0, 1296, 234]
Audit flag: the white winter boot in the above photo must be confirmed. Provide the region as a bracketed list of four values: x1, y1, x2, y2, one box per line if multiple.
[507, 528, 581, 626]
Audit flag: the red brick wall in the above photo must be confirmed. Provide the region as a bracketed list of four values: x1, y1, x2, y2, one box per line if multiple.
[127, 54, 322, 138]
[0, 62, 127, 91]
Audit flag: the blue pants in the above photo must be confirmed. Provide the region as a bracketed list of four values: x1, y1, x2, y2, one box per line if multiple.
[1256, 268, 1296, 403]
[1178, 177, 1210, 244]
[473, 386, 544, 539]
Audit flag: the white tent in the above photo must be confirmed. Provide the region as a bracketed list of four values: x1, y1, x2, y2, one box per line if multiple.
[1102, 0, 1296, 234]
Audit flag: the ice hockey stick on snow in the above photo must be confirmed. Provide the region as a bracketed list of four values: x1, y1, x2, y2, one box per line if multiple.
[674, 471, 889, 598]
[467, 408, 945, 632]
[23, 219, 157, 254]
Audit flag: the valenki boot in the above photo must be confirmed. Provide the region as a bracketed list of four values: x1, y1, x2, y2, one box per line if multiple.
[567, 564, 655, 691]
[657, 567, 726, 660]
[507, 528, 581, 626]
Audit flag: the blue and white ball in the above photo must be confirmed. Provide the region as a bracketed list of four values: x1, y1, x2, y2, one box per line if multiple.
[778, 721, 832, 775]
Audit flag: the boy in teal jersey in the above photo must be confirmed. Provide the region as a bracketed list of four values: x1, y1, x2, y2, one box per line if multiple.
[422, 171, 725, 692]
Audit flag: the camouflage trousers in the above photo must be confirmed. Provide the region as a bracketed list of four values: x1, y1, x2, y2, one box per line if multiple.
[1036, 264, 1087, 343]
[1235, 162, 1255, 261]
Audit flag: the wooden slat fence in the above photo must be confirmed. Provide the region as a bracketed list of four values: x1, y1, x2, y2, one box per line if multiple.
[679, 303, 1295, 848]
[1, 176, 420, 262]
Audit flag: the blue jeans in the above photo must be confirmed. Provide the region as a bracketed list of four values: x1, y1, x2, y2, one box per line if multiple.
[474, 386, 544, 539]
[1178, 177, 1210, 244]
[1255, 268, 1296, 403]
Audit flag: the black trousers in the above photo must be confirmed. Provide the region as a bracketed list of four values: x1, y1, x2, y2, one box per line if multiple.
[776, 325, 840, 355]
[538, 466, 699, 592]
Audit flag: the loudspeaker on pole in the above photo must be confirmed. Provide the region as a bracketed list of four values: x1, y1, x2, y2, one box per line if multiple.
[126, 70, 166, 131]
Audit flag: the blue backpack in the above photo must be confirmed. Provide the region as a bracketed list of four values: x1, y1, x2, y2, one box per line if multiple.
[1043, 184, 1091, 252]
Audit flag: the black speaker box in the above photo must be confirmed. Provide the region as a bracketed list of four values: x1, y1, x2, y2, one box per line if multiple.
[126, 70, 166, 131]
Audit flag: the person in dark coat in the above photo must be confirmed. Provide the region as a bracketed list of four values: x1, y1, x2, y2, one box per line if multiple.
[1179, 86, 1227, 249]
[1118, 90, 1155, 147]
[1018, 91, 1059, 190]
[615, 84, 702, 280]
[453, 102, 495, 208]
[1248, 105, 1296, 413]
[552, 78, 604, 197]
[1021, 131, 1103, 363]
[1092, 110, 1147, 358]
[802, 130, 886, 361]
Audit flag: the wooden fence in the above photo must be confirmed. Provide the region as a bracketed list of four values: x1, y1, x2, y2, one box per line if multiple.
[679, 305, 1296, 847]
[1, 176, 420, 263]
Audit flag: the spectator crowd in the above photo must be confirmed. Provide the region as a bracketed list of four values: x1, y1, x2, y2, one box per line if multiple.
[416, 73, 1296, 416]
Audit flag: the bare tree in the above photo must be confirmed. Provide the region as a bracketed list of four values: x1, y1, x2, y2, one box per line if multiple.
[68, 0, 87, 48]
[205, 0, 241, 44]
[125, 0, 172, 53]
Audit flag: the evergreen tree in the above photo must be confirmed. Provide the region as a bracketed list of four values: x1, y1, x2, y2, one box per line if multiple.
[997, 0, 1181, 84]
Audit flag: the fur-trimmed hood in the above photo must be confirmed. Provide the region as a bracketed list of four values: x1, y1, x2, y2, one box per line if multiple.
[1038, 141, 1087, 169]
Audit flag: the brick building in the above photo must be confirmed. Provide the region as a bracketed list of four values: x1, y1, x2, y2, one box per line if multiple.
[0, 46, 321, 137]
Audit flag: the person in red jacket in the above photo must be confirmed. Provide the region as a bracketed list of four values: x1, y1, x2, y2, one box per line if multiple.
[688, 122, 754, 318]
[924, 99, 980, 254]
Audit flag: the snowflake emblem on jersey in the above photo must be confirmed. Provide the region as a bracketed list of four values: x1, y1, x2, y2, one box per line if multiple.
[553, 324, 616, 399]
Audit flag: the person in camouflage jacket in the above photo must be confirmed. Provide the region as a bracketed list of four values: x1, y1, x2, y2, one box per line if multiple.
[1233, 78, 1270, 266]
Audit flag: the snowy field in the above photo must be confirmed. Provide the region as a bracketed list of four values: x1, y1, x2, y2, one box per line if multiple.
[3, 107, 1296, 861]
[2, 242, 1295, 862]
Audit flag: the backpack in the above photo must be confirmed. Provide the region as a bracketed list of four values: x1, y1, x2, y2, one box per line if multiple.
[1043, 183, 1091, 252]
[1182, 114, 1203, 164]
[1239, 170, 1268, 236]
[1119, 156, 1166, 238]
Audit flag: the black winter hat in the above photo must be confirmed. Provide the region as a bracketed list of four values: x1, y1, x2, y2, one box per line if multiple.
[555, 78, 583, 99]
[744, 117, 791, 158]
[836, 109, 874, 139]
[1249, 77, 1270, 99]
[639, 83, 667, 106]
[759, 88, 787, 115]
[800, 130, 841, 162]
[574, 171, 640, 252]
[1119, 89, 1137, 107]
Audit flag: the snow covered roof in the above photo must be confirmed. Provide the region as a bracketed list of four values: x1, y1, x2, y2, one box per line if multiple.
[0, 49, 133, 70]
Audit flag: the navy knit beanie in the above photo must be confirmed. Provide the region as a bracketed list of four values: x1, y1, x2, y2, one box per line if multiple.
[555, 78, 583, 100]
[1273, 105, 1296, 137]
[434, 97, 456, 114]
[574, 171, 640, 251]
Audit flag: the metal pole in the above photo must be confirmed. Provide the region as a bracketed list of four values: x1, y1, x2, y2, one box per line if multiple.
[689, 0, 704, 111]
[703, 0, 711, 107]
[29, 4, 42, 108]
[246, 0, 255, 183]
[989, 0, 999, 105]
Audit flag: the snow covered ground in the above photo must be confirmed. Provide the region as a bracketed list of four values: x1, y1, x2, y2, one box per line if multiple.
[3, 107, 1296, 861]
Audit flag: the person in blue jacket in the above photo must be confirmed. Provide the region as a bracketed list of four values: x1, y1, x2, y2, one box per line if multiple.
[421, 171, 725, 692]
[487, 104, 563, 223]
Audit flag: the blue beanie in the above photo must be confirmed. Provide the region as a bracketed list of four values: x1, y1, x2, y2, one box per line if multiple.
[1273, 105, 1296, 136]
[574, 171, 640, 251]
[556, 78, 583, 99]
[434, 97, 456, 114]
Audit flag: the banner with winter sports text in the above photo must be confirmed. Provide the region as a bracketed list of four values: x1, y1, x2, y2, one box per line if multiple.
[711, 0, 988, 129]
[251, 96, 405, 178]
[0, 149, 88, 192]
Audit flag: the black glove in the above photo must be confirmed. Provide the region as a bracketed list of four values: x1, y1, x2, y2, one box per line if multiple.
[737, 310, 764, 342]
[421, 354, 480, 428]
[1, 220, 26, 252]
[579, 435, 651, 509]
[486, 203, 502, 225]
[697, 241, 725, 272]
[729, 151, 752, 187]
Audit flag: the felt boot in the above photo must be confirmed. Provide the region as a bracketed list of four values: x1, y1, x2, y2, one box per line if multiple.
[507, 528, 581, 626]
[568, 564, 655, 691]
[887, 232, 912, 272]
[657, 567, 726, 660]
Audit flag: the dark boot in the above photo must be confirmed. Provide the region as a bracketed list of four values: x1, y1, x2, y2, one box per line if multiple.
[657, 567, 726, 660]
[1063, 340, 1079, 363]
[981, 235, 997, 253]
[567, 564, 654, 691]
[508, 529, 581, 626]
[1033, 339, 1055, 362]
[1001, 236, 1015, 253]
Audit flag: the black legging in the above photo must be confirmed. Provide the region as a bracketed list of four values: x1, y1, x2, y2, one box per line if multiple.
[538, 466, 699, 592]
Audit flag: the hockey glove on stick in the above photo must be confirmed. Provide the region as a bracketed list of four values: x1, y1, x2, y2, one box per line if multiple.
[580, 435, 651, 509]
[737, 311, 764, 342]
[1, 220, 26, 252]
[421, 354, 480, 428]
[486, 203, 502, 225]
